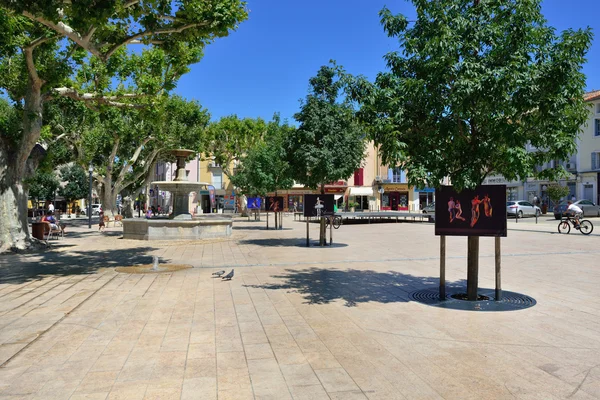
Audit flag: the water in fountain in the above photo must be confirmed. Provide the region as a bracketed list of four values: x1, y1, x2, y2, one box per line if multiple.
[152, 255, 159, 271]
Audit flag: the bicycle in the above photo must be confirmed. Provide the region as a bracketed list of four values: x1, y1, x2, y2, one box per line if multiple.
[557, 215, 593, 235]
[324, 214, 342, 229]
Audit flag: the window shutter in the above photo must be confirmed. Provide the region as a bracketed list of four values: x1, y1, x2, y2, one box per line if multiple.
[354, 168, 364, 186]
[593, 153, 597, 171]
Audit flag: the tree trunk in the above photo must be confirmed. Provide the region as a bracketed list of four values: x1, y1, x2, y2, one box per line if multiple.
[100, 185, 118, 217]
[319, 183, 326, 243]
[467, 236, 479, 300]
[0, 76, 45, 252]
[0, 160, 32, 253]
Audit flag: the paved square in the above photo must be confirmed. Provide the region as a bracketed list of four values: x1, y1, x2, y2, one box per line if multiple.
[0, 215, 599, 399]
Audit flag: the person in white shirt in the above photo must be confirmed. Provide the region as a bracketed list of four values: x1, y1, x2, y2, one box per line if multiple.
[566, 201, 583, 227]
[48, 203, 54, 213]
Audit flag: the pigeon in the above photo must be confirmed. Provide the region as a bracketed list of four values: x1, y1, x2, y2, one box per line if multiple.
[212, 270, 225, 277]
[222, 269, 234, 281]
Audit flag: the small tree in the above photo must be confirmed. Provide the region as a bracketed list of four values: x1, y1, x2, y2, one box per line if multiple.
[287, 66, 366, 194]
[232, 114, 295, 225]
[547, 184, 570, 205]
[287, 65, 366, 243]
[59, 164, 88, 215]
[204, 115, 267, 214]
[343, 0, 592, 299]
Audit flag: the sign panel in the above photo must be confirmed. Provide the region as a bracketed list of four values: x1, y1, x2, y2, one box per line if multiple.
[303, 194, 335, 217]
[435, 185, 507, 237]
[247, 197, 262, 210]
[266, 196, 284, 212]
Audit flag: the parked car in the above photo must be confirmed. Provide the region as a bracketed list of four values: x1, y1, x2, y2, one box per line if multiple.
[91, 204, 102, 215]
[506, 201, 541, 218]
[421, 202, 435, 214]
[553, 199, 600, 220]
[420, 202, 435, 222]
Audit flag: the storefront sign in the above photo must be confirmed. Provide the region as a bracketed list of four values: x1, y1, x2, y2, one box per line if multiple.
[383, 183, 409, 192]
[435, 185, 507, 237]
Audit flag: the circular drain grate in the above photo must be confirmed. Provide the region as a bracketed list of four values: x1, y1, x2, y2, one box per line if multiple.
[409, 288, 536, 312]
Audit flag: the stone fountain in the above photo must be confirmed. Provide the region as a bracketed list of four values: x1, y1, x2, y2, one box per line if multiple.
[122, 149, 232, 240]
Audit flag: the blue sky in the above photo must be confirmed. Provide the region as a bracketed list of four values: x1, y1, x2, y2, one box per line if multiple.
[175, 0, 600, 123]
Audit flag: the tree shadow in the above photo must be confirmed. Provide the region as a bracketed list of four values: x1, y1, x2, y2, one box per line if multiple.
[239, 238, 348, 248]
[244, 267, 465, 307]
[234, 226, 294, 231]
[0, 246, 159, 284]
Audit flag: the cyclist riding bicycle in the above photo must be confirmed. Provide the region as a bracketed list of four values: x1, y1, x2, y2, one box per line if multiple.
[566, 201, 583, 227]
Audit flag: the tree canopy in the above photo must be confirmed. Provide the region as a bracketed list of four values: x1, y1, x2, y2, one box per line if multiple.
[287, 65, 366, 193]
[342, 0, 593, 191]
[58, 164, 88, 206]
[231, 114, 295, 196]
[204, 115, 267, 180]
[50, 95, 210, 214]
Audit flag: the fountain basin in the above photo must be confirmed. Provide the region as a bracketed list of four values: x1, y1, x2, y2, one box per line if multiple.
[122, 215, 232, 241]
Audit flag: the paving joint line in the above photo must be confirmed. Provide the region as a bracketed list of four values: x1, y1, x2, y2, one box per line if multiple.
[0, 272, 119, 368]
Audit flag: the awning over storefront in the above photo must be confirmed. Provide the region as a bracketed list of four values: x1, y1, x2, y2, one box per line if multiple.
[345, 187, 374, 197]
[334, 195, 343, 200]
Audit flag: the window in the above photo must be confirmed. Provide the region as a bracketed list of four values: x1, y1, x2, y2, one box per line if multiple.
[507, 187, 518, 201]
[353, 168, 364, 186]
[592, 153, 600, 170]
[595, 119, 600, 137]
[596, 103, 600, 114]
[391, 167, 406, 183]
[211, 171, 222, 189]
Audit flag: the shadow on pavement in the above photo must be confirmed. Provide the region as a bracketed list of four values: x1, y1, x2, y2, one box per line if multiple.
[0, 246, 158, 284]
[239, 238, 348, 248]
[245, 267, 463, 306]
[233, 226, 293, 231]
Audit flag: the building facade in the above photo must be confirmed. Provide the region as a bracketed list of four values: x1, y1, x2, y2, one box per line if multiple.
[478, 91, 600, 207]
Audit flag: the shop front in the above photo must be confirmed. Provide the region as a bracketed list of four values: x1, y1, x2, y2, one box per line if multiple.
[415, 186, 435, 211]
[269, 182, 347, 212]
[344, 186, 374, 211]
[380, 183, 411, 211]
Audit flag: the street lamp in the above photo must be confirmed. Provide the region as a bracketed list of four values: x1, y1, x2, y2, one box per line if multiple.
[88, 163, 93, 229]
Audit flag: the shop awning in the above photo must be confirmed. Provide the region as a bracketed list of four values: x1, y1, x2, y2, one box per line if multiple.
[334, 195, 343, 200]
[345, 187, 374, 197]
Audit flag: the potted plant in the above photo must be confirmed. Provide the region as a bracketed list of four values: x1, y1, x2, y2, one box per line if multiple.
[348, 201, 359, 212]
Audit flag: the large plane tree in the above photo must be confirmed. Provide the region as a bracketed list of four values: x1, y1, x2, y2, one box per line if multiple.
[0, 0, 247, 252]
[343, 0, 592, 299]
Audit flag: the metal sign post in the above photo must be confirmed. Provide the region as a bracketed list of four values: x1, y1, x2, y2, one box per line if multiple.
[306, 218, 310, 247]
[440, 235, 446, 300]
[495, 237, 502, 300]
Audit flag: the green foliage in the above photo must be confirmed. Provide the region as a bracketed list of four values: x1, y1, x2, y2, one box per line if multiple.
[52, 95, 210, 192]
[342, 0, 593, 191]
[348, 201, 359, 208]
[25, 170, 59, 201]
[231, 114, 295, 196]
[205, 115, 267, 178]
[287, 66, 366, 192]
[58, 164, 88, 203]
[0, 98, 21, 147]
[547, 184, 570, 203]
[0, 0, 249, 103]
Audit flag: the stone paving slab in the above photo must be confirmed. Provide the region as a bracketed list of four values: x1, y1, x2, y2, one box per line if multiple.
[0, 216, 599, 399]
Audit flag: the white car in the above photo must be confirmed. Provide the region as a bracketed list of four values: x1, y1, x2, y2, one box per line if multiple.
[91, 204, 103, 215]
[506, 201, 541, 218]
